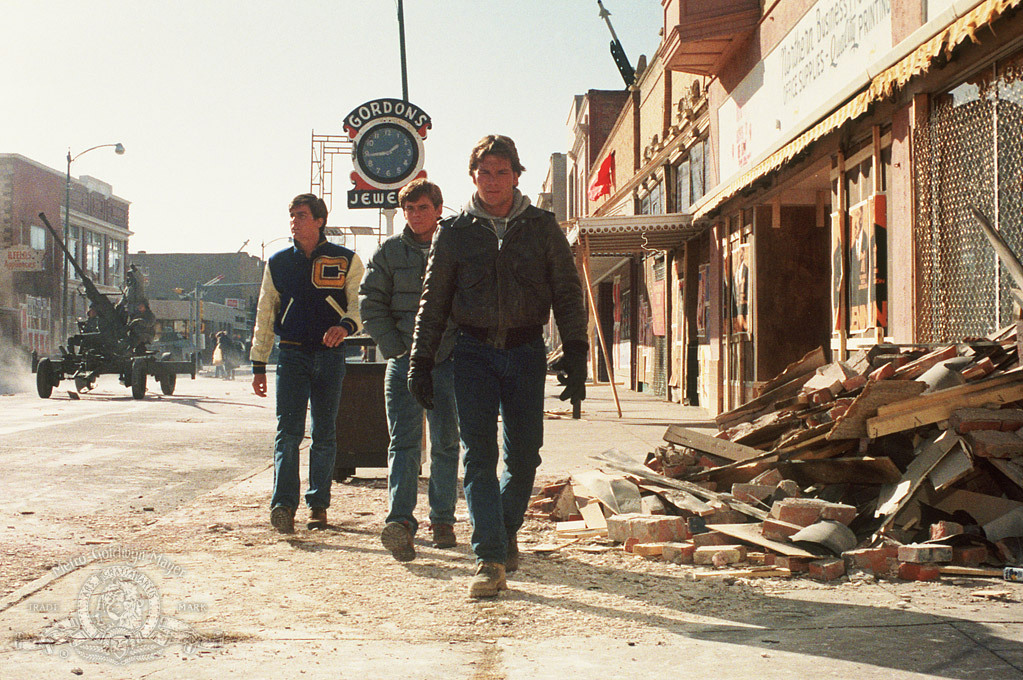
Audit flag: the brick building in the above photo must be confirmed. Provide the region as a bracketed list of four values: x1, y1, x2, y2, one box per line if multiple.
[0, 154, 130, 356]
[561, 0, 1023, 415]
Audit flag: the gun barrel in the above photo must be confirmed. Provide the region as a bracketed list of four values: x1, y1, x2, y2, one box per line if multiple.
[38, 212, 127, 339]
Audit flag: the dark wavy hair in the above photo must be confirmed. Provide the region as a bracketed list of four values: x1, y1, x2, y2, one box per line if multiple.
[468, 134, 525, 176]
[289, 193, 329, 236]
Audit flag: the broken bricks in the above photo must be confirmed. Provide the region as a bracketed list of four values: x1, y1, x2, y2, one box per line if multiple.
[542, 331, 1023, 585]
[606, 514, 690, 544]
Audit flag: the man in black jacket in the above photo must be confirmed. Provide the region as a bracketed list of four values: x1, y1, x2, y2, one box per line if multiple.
[409, 135, 588, 597]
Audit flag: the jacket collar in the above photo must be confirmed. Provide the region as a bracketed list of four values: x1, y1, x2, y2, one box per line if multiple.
[293, 236, 330, 259]
[400, 225, 433, 248]
[447, 204, 545, 229]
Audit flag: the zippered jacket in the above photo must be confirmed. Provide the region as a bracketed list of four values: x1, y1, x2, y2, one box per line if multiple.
[358, 228, 456, 362]
[250, 239, 364, 370]
[411, 204, 587, 363]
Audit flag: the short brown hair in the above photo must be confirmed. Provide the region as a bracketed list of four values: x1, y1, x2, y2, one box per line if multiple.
[398, 179, 443, 209]
[289, 193, 328, 235]
[468, 135, 525, 176]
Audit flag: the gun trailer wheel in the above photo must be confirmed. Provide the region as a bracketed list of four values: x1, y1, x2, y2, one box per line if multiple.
[36, 358, 56, 399]
[158, 372, 176, 395]
[131, 359, 148, 399]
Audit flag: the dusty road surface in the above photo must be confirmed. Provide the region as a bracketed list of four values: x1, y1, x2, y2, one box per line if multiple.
[0, 370, 273, 599]
[1, 371, 1021, 679]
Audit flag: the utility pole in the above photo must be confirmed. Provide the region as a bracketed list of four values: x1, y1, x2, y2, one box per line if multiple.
[397, 0, 409, 101]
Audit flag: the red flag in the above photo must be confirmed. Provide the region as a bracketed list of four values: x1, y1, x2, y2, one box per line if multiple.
[588, 151, 615, 201]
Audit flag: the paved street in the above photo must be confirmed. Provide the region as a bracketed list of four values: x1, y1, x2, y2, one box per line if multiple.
[0, 372, 1021, 679]
[0, 371, 274, 597]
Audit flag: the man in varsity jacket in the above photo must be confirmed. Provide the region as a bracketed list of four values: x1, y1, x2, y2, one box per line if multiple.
[250, 193, 364, 533]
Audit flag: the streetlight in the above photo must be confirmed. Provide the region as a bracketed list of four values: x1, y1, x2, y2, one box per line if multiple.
[260, 236, 292, 262]
[63, 142, 126, 339]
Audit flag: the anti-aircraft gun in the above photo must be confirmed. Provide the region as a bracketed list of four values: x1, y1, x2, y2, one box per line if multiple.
[33, 212, 196, 399]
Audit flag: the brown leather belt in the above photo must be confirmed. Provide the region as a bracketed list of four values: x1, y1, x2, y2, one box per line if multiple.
[461, 325, 542, 350]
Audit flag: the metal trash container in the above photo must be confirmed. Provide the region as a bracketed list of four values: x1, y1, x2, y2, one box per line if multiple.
[334, 336, 389, 480]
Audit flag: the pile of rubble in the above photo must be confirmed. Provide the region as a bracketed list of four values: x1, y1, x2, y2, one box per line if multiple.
[530, 328, 1023, 582]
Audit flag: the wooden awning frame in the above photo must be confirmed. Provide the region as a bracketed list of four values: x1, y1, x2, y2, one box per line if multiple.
[567, 213, 701, 257]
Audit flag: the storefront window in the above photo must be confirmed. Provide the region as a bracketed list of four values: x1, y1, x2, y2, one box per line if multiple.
[68, 226, 80, 281]
[691, 141, 705, 201]
[914, 51, 1023, 341]
[30, 225, 45, 250]
[85, 230, 103, 280]
[108, 239, 125, 287]
[674, 139, 706, 211]
[676, 160, 691, 210]
[640, 181, 664, 215]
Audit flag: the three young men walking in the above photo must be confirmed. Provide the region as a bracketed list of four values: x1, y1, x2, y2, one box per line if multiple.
[253, 135, 587, 599]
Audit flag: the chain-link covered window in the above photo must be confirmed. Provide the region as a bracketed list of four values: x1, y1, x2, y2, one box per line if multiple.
[915, 51, 1023, 341]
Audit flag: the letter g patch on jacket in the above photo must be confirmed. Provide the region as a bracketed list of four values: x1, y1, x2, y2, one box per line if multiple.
[312, 255, 349, 289]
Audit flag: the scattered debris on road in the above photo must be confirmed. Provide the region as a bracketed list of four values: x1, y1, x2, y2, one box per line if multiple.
[530, 327, 1023, 584]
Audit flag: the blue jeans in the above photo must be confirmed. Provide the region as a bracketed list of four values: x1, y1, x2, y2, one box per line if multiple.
[454, 333, 546, 564]
[271, 345, 346, 510]
[384, 353, 460, 533]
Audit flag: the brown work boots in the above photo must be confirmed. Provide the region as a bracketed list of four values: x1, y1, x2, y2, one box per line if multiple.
[270, 506, 295, 534]
[381, 521, 416, 562]
[431, 523, 457, 549]
[307, 507, 327, 529]
[469, 562, 508, 598]
[506, 533, 519, 572]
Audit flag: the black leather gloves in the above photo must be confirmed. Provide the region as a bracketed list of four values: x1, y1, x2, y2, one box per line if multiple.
[407, 355, 435, 410]
[550, 349, 587, 403]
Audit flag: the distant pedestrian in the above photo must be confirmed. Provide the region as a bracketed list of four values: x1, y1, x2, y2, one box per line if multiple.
[359, 179, 460, 562]
[250, 193, 364, 533]
[409, 135, 588, 597]
[214, 331, 243, 380]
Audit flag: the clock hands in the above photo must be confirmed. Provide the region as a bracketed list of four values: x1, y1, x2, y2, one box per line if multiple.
[365, 144, 399, 157]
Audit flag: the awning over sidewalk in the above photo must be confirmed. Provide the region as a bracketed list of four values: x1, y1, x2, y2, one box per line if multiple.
[567, 213, 699, 257]
[693, 0, 1023, 221]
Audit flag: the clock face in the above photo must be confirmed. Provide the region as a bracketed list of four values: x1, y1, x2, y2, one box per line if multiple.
[356, 122, 420, 185]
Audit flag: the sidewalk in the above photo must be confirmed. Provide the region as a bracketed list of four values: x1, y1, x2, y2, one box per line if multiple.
[2, 379, 1021, 679]
[540, 379, 714, 475]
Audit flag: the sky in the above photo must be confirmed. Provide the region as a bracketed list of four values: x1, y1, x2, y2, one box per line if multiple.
[2, 0, 663, 262]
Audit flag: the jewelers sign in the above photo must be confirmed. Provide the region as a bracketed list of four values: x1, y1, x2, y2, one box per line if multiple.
[2, 246, 44, 271]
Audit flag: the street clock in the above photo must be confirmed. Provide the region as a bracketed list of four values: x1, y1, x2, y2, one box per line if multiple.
[344, 99, 431, 208]
[353, 120, 421, 186]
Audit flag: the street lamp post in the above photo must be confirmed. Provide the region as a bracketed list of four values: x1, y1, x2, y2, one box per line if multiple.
[260, 236, 292, 262]
[63, 142, 125, 340]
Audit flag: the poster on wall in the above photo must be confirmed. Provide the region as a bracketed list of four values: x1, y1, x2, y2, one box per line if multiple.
[638, 291, 652, 347]
[729, 243, 750, 334]
[696, 264, 708, 340]
[650, 279, 665, 336]
[848, 200, 875, 332]
[831, 211, 845, 332]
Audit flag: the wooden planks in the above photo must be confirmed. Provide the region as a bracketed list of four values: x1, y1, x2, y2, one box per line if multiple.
[828, 379, 927, 440]
[663, 425, 763, 462]
[867, 371, 1023, 438]
[776, 457, 903, 485]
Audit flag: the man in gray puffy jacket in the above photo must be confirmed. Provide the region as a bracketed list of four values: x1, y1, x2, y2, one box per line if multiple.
[358, 179, 459, 562]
